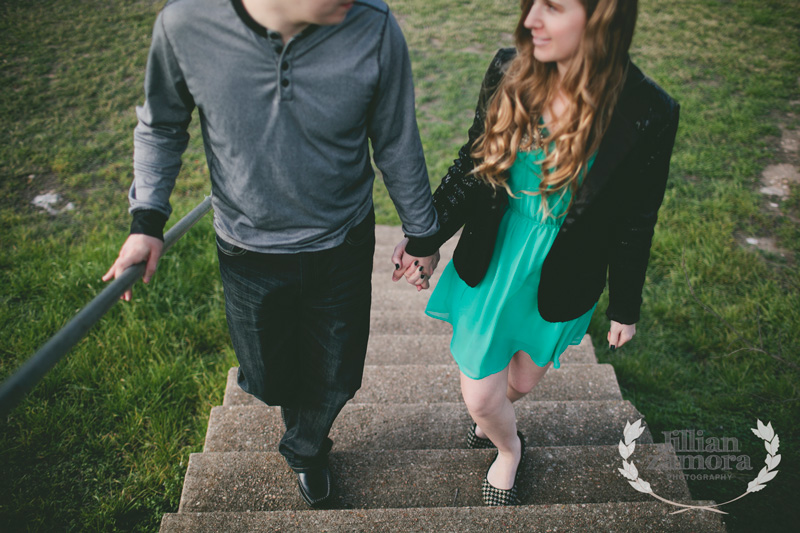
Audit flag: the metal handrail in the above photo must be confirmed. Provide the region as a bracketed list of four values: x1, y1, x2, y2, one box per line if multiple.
[0, 195, 213, 418]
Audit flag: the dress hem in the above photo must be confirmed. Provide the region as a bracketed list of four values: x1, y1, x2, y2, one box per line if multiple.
[425, 310, 586, 380]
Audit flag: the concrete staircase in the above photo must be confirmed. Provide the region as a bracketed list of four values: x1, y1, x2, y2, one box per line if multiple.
[160, 226, 726, 532]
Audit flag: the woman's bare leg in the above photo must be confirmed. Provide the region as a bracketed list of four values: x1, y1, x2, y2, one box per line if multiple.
[474, 351, 550, 438]
[508, 351, 551, 401]
[460, 368, 522, 489]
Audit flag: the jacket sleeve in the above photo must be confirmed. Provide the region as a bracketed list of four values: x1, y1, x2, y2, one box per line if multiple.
[405, 48, 513, 257]
[128, 12, 195, 240]
[605, 98, 680, 324]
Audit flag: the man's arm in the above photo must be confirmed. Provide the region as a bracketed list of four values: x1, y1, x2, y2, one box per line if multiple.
[367, 10, 439, 286]
[103, 12, 195, 299]
[130, 12, 195, 234]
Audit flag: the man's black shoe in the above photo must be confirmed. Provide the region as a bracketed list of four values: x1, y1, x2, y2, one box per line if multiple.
[297, 467, 332, 507]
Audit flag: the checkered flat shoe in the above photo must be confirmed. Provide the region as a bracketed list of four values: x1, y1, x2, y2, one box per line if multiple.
[467, 423, 496, 449]
[481, 432, 526, 506]
[481, 476, 519, 506]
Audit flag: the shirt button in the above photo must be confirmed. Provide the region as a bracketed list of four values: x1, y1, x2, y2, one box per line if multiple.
[281, 79, 289, 87]
[281, 61, 289, 71]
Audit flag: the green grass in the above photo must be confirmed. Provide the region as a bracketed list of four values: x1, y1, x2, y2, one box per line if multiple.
[1, 0, 799, 531]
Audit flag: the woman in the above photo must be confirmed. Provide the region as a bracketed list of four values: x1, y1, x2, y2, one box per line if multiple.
[393, 0, 679, 506]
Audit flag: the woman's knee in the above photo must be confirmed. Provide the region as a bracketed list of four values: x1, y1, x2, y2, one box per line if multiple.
[508, 375, 535, 396]
[462, 389, 500, 418]
[508, 352, 550, 394]
[460, 374, 507, 418]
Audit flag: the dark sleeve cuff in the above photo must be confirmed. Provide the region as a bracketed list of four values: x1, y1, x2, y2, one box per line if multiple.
[605, 305, 639, 326]
[130, 209, 168, 241]
[405, 233, 444, 258]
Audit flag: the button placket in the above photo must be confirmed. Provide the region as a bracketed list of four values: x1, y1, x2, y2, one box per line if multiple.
[266, 31, 293, 100]
[280, 33, 301, 101]
[277, 48, 292, 100]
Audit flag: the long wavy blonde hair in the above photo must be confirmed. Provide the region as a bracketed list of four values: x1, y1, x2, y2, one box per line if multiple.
[471, 0, 638, 211]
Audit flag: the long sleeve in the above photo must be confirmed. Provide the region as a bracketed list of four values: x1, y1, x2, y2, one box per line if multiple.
[367, 11, 437, 239]
[605, 100, 680, 324]
[128, 12, 195, 238]
[405, 48, 515, 258]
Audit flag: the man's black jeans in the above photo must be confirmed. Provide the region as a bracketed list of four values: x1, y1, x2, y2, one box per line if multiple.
[216, 210, 374, 472]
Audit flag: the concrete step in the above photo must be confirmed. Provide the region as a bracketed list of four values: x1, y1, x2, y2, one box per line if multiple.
[223, 363, 622, 406]
[369, 286, 433, 312]
[371, 244, 456, 280]
[369, 308, 452, 335]
[368, 305, 603, 338]
[371, 258, 449, 276]
[370, 272, 450, 296]
[373, 225, 459, 250]
[203, 400, 652, 453]
[177, 444, 690, 512]
[364, 333, 597, 365]
[371, 225, 456, 294]
[161, 500, 727, 532]
[373, 242, 456, 266]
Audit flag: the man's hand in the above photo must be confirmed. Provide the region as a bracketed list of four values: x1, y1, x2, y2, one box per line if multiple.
[102, 234, 164, 301]
[607, 320, 636, 350]
[391, 238, 439, 291]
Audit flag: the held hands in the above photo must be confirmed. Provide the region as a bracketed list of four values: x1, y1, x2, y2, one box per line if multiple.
[101, 234, 164, 301]
[607, 320, 636, 351]
[391, 238, 440, 292]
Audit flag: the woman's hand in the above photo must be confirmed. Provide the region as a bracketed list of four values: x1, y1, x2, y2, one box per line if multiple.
[391, 238, 440, 291]
[607, 320, 636, 350]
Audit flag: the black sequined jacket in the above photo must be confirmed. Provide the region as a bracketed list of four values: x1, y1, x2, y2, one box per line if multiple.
[406, 48, 680, 324]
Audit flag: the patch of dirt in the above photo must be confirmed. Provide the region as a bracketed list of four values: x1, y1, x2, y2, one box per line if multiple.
[736, 233, 790, 258]
[745, 108, 800, 259]
[779, 123, 799, 154]
[1, 171, 59, 209]
[461, 44, 485, 55]
[31, 191, 75, 216]
[758, 111, 800, 196]
[760, 163, 800, 198]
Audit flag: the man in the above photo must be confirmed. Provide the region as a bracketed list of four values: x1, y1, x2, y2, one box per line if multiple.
[103, 0, 438, 507]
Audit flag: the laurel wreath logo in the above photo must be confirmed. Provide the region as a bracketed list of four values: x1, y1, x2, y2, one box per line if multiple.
[618, 419, 780, 514]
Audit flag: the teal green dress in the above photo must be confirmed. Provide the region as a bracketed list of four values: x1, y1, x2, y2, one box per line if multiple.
[426, 148, 597, 380]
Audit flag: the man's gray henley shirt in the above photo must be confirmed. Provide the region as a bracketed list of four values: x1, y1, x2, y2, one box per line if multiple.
[130, 0, 438, 252]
